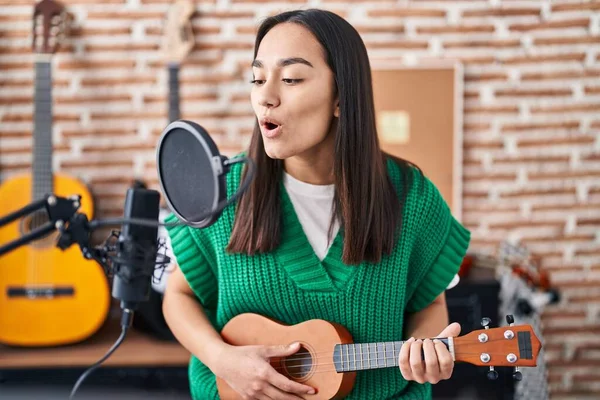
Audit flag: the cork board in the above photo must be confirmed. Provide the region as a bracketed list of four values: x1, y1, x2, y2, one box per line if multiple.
[371, 63, 464, 221]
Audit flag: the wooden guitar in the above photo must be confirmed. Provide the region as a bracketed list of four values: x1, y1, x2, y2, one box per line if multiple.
[217, 313, 542, 399]
[162, 0, 194, 122]
[131, 0, 195, 342]
[0, 0, 110, 347]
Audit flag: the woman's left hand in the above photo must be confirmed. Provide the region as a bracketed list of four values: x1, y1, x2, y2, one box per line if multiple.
[398, 322, 461, 384]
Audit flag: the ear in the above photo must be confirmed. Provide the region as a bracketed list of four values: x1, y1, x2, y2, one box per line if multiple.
[333, 99, 340, 118]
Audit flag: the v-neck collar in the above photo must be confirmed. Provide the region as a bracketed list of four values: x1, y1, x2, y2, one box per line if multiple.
[272, 183, 358, 292]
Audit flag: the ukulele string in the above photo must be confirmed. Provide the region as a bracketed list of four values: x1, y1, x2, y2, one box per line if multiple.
[271, 355, 452, 376]
[271, 356, 400, 376]
[276, 347, 406, 363]
[275, 336, 520, 364]
[271, 350, 530, 376]
[273, 350, 526, 366]
[273, 340, 436, 363]
[272, 341, 526, 370]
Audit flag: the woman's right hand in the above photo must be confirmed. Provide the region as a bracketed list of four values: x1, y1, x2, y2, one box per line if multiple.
[213, 342, 316, 400]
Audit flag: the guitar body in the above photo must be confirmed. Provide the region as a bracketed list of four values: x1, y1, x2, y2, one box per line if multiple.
[217, 314, 356, 400]
[0, 174, 110, 346]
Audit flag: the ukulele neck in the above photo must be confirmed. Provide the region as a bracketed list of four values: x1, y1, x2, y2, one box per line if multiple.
[333, 338, 453, 372]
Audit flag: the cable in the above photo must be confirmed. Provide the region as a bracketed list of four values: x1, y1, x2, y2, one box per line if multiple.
[67, 156, 256, 397]
[69, 309, 134, 399]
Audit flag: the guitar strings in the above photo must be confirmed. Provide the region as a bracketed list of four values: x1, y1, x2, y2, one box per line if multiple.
[272, 349, 529, 364]
[270, 347, 526, 366]
[270, 336, 515, 363]
[272, 360, 530, 377]
[267, 333, 530, 374]
[273, 339, 449, 362]
[274, 339, 522, 364]
[270, 351, 528, 377]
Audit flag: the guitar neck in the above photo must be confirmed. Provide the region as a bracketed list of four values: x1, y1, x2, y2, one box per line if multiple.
[333, 338, 452, 372]
[33, 58, 54, 200]
[168, 63, 181, 122]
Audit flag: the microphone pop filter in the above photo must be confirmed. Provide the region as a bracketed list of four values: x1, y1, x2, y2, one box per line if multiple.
[156, 120, 227, 228]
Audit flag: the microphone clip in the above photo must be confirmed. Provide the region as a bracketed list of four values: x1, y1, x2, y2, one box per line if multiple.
[54, 197, 114, 275]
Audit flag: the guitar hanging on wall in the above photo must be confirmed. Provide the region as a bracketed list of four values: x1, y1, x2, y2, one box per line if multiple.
[217, 313, 542, 400]
[131, 0, 195, 341]
[0, 0, 110, 347]
[163, 0, 195, 122]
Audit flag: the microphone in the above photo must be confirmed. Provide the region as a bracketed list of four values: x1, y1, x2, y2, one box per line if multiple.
[111, 187, 160, 312]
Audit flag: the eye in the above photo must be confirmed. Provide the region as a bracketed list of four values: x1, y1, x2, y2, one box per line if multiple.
[250, 79, 265, 85]
[282, 79, 303, 85]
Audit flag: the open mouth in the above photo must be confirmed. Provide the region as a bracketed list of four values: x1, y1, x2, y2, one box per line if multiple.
[265, 122, 279, 130]
[261, 119, 282, 138]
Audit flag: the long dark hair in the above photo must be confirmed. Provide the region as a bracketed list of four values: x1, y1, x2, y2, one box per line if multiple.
[227, 9, 416, 265]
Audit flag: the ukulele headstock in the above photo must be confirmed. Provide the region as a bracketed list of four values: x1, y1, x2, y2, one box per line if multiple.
[33, 0, 69, 55]
[162, 0, 195, 64]
[453, 315, 541, 381]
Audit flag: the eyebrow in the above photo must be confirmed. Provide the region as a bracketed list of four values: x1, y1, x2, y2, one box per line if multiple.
[251, 57, 314, 68]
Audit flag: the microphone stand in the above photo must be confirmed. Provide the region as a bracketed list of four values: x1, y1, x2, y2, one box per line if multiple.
[0, 193, 158, 399]
[0, 194, 112, 274]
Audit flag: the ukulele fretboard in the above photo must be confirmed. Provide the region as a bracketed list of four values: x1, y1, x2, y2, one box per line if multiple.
[333, 339, 452, 372]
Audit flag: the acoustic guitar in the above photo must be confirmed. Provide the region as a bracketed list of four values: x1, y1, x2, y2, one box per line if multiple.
[0, 0, 110, 347]
[131, 0, 195, 341]
[217, 313, 541, 399]
[162, 0, 194, 122]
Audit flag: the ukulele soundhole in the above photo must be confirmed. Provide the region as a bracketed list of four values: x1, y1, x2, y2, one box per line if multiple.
[283, 345, 313, 380]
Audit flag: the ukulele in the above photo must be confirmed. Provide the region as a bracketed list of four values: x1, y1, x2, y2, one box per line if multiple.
[0, 0, 110, 346]
[217, 313, 542, 399]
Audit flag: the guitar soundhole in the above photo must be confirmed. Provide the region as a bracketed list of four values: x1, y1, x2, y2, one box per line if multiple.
[283, 345, 313, 380]
[20, 210, 56, 247]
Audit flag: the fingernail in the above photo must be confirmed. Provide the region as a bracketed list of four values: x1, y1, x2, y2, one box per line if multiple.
[308, 389, 316, 394]
[433, 339, 441, 344]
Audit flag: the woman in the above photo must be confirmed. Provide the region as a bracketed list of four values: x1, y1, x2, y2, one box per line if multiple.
[163, 9, 470, 400]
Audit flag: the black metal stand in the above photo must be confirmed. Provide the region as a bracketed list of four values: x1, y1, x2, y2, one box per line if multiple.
[0, 194, 111, 273]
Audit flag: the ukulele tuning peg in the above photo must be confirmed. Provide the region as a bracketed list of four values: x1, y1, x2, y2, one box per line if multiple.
[506, 314, 515, 326]
[486, 366, 498, 380]
[481, 317, 491, 329]
[513, 367, 523, 381]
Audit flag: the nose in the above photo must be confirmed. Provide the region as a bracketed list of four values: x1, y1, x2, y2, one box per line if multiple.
[257, 80, 280, 108]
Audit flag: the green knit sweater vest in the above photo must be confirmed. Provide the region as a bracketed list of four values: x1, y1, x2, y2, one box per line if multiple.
[166, 157, 470, 400]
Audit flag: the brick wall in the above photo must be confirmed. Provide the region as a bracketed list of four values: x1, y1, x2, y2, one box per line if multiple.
[1, 0, 599, 398]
